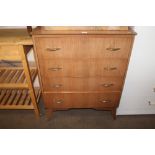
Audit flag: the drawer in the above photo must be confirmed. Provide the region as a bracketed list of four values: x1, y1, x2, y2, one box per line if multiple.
[43, 92, 121, 109]
[35, 36, 132, 59]
[39, 59, 127, 77]
[42, 77, 123, 92]
[0, 45, 21, 60]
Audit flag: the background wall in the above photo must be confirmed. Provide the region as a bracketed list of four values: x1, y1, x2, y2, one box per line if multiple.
[117, 27, 155, 115]
[1, 26, 155, 115]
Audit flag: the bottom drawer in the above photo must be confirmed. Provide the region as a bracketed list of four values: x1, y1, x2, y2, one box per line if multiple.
[43, 92, 121, 109]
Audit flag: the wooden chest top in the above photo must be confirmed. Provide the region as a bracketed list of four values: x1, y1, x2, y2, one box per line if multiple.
[32, 26, 136, 35]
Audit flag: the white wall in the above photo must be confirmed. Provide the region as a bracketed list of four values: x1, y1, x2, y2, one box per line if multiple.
[117, 27, 155, 115]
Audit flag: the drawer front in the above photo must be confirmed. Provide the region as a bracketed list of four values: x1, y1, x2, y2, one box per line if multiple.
[42, 77, 123, 92]
[35, 37, 132, 59]
[43, 92, 121, 109]
[39, 59, 127, 78]
[0, 45, 21, 60]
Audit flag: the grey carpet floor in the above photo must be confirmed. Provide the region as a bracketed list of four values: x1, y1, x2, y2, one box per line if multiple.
[0, 100, 155, 129]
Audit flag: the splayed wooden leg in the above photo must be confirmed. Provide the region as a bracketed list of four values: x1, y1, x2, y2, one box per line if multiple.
[111, 108, 117, 120]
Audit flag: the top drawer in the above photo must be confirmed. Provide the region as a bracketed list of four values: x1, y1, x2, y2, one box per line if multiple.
[35, 36, 132, 59]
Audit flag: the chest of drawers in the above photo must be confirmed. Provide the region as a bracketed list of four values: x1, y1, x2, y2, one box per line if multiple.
[32, 27, 136, 119]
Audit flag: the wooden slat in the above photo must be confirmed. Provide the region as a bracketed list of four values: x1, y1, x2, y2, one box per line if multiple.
[1, 90, 11, 105]
[12, 90, 22, 105]
[16, 70, 23, 82]
[0, 66, 36, 70]
[0, 88, 40, 109]
[23, 72, 27, 83]
[0, 70, 10, 82]
[0, 68, 37, 89]
[4, 70, 16, 83]
[25, 96, 31, 105]
[0, 68, 37, 83]
[18, 90, 28, 105]
[7, 90, 17, 105]
[3, 70, 12, 82]
[24, 95, 31, 105]
[0, 70, 5, 77]
[0, 83, 28, 89]
[9, 70, 18, 82]
[14, 70, 23, 83]
[15, 70, 23, 82]
[18, 71, 25, 83]
[0, 105, 34, 109]
[0, 90, 7, 103]
[0, 67, 23, 70]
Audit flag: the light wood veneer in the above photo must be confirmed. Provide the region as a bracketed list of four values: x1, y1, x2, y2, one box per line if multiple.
[32, 26, 136, 119]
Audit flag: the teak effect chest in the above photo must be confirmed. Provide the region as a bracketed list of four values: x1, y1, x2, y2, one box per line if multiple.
[32, 26, 136, 119]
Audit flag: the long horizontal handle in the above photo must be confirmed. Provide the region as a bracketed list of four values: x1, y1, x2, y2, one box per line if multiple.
[46, 47, 61, 51]
[48, 67, 62, 71]
[52, 84, 63, 88]
[101, 83, 114, 87]
[104, 67, 117, 71]
[55, 99, 64, 104]
[100, 99, 111, 103]
[106, 47, 121, 51]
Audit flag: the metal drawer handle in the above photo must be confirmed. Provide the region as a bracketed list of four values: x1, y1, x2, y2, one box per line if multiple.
[106, 47, 121, 51]
[46, 47, 61, 51]
[55, 99, 64, 104]
[48, 67, 62, 71]
[101, 83, 114, 87]
[52, 84, 62, 88]
[104, 67, 117, 71]
[100, 99, 111, 103]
